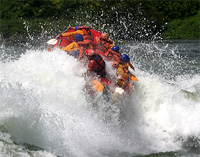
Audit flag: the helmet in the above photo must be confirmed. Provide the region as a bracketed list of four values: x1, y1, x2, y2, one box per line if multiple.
[100, 33, 109, 40]
[70, 51, 79, 58]
[112, 45, 120, 53]
[120, 54, 130, 63]
[75, 25, 81, 31]
[75, 34, 83, 41]
[85, 49, 95, 56]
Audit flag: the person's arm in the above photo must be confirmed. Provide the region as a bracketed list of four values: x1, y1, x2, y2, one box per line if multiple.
[82, 40, 94, 49]
[128, 62, 135, 71]
[108, 49, 121, 62]
[67, 26, 75, 30]
[78, 46, 84, 60]
[86, 61, 94, 76]
[108, 49, 121, 57]
[77, 41, 91, 60]
[112, 54, 120, 63]
[56, 34, 61, 39]
[78, 26, 91, 29]
[62, 30, 83, 37]
[78, 40, 93, 46]
[86, 69, 91, 76]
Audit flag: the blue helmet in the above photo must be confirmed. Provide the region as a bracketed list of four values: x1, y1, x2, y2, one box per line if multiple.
[112, 45, 120, 53]
[120, 54, 130, 63]
[70, 51, 79, 58]
[75, 25, 81, 31]
[75, 34, 83, 41]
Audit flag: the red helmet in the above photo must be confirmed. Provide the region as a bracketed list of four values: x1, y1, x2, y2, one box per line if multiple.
[85, 49, 95, 56]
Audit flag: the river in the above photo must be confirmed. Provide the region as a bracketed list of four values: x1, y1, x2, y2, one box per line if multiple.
[0, 39, 199, 157]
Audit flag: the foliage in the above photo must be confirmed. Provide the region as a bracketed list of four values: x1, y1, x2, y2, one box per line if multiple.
[163, 11, 200, 39]
[151, 0, 199, 20]
[0, 0, 199, 43]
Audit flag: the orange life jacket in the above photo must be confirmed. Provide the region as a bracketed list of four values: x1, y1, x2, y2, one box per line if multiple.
[78, 26, 94, 42]
[95, 38, 113, 54]
[103, 51, 115, 61]
[103, 49, 121, 61]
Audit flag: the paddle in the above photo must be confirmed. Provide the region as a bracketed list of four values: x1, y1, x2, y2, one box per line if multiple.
[47, 39, 57, 45]
[129, 83, 135, 92]
[130, 74, 138, 82]
[47, 28, 69, 45]
[115, 87, 124, 94]
[129, 74, 138, 92]
[91, 79, 104, 92]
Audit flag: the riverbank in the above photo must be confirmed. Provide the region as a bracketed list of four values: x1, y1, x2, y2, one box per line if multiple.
[162, 11, 200, 39]
[1, 0, 199, 46]
[0, 12, 199, 46]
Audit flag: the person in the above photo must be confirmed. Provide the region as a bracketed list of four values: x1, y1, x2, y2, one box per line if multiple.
[102, 45, 121, 69]
[85, 49, 106, 78]
[85, 48, 112, 95]
[61, 34, 93, 60]
[116, 54, 136, 88]
[94, 33, 114, 56]
[56, 25, 94, 47]
[70, 50, 79, 58]
[120, 54, 135, 71]
[111, 45, 120, 54]
[61, 34, 82, 53]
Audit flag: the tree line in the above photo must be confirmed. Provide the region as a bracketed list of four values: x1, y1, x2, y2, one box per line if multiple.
[0, 0, 199, 44]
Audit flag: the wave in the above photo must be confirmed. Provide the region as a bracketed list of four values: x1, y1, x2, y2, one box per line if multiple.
[0, 45, 200, 156]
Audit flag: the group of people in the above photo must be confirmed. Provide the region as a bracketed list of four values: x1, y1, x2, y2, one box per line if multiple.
[55, 25, 136, 91]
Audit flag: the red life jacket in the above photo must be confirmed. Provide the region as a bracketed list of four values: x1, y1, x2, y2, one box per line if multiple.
[88, 55, 106, 77]
[95, 38, 113, 55]
[78, 26, 94, 42]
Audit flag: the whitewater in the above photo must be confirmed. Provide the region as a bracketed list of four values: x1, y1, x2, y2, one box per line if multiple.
[0, 40, 200, 157]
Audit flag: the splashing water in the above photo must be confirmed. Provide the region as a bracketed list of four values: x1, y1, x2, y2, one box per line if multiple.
[0, 39, 200, 157]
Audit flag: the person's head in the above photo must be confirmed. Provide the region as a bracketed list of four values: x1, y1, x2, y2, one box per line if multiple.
[111, 61, 119, 69]
[85, 49, 95, 60]
[75, 34, 83, 42]
[70, 51, 79, 58]
[120, 54, 130, 63]
[100, 33, 109, 40]
[111, 45, 120, 53]
[75, 25, 81, 31]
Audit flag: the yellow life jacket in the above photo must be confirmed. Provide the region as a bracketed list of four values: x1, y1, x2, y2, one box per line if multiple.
[61, 42, 79, 53]
[117, 63, 129, 78]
